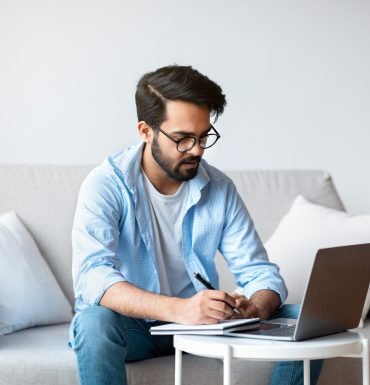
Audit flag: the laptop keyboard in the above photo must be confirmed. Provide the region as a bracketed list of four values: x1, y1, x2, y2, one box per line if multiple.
[258, 325, 296, 337]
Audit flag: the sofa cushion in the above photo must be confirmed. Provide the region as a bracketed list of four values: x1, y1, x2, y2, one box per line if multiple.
[0, 323, 274, 385]
[0, 324, 79, 385]
[0, 212, 72, 335]
[265, 195, 370, 320]
[0, 165, 93, 305]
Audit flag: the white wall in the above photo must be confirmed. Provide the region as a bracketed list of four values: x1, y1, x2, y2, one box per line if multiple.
[1, 0, 369, 214]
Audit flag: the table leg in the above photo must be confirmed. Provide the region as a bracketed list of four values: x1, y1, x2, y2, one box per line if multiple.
[223, 345, 231, 385]
[175, 348, 182, 385]
[303, 359, 310, 385]
[362, 338, 369, 385]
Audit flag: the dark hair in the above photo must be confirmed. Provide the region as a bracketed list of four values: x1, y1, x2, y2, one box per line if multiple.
[135, 65, 226, 128]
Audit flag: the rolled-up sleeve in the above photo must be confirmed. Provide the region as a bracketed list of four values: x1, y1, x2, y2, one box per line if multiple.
[218, 182, 288, 304]
[72, 170, 127, 306]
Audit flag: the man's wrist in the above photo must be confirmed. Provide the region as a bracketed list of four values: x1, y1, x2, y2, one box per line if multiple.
[167, 297, 185, 323]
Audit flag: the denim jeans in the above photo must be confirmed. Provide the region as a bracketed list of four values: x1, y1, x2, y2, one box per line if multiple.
[269, 304, 323, 385]
[70, 304, 323, 385]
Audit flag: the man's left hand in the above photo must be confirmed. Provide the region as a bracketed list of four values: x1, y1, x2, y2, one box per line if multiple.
[229, 290, 281, 320]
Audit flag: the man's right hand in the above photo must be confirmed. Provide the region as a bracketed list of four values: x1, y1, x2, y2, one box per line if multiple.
[175, 290, 237, 325]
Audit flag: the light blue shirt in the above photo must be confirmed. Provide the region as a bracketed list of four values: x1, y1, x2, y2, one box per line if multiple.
[72, 142, 287, 313]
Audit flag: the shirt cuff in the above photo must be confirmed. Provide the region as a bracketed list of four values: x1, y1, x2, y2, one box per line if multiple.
[78, 266, 127, 305]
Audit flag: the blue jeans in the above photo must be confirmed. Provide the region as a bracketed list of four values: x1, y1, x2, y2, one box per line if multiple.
[269, 304, 323, 385]
[69, 306, 174, 385]
[69, 304, 323, 385]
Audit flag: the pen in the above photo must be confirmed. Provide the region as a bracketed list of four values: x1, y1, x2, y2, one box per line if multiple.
[193, 272, 241, 314]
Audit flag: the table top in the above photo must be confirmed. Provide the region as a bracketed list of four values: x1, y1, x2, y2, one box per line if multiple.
[174, 331, 366, 361]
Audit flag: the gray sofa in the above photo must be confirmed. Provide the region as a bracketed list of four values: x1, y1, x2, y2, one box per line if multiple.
[0, 165, 368, 385]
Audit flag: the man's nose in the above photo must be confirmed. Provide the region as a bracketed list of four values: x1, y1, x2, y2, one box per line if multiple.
[187, 141, 204, 156]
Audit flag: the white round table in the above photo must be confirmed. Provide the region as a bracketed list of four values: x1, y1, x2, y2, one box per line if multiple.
[174, 331, 369, 385]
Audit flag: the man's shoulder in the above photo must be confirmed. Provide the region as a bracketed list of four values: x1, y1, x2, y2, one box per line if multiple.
[107, 142, 143, 168]
[81, 143, 143, 195]
[88, 143, 143, 178]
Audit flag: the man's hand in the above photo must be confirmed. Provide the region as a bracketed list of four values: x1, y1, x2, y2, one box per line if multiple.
[175, 290, 237, 325]
[229, 292, 260, 318]
[229, 290, 281, 320]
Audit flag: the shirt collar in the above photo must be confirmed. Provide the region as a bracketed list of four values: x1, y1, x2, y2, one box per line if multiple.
[111, 141, 210, 200]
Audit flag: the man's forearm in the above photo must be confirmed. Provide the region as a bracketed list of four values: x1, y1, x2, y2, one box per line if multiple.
[250, 289, 281, 319]
[99, 281, 183, 322]
[99, 281, 240, 325]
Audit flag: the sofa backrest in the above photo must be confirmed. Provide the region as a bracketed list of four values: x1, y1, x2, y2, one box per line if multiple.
[0, 165, 344, 304]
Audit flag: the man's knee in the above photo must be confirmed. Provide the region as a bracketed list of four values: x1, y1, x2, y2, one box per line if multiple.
[72, 305, 125, 352]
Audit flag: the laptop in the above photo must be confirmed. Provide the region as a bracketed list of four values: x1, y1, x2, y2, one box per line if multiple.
[227, 243, 370, 341]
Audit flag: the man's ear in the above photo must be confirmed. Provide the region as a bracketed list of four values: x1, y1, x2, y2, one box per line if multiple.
[137, 121, 153, 143]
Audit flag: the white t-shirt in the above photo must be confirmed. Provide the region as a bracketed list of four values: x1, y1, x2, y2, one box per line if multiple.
[142, 171, 196, 298]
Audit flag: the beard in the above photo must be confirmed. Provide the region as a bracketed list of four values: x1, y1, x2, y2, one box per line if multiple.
[151, 136, 201, 182]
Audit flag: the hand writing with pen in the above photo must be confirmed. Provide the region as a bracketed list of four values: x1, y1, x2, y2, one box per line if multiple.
[179, 272, 281, 324]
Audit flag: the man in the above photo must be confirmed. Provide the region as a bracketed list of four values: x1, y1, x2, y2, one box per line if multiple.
[70, 65, 321, 385]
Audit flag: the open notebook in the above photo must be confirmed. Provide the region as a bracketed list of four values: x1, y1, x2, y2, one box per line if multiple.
[150, 317, 260, 335]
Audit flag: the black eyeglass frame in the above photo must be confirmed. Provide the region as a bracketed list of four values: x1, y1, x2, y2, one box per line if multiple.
[151, 124, 221, 153]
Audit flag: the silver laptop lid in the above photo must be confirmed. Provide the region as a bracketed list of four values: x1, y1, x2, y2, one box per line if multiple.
[294, 243, 370, 341]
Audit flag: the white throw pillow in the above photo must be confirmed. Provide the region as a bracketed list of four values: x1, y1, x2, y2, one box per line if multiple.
[0, 211, 72, 335]
[265, 195, 370, 321]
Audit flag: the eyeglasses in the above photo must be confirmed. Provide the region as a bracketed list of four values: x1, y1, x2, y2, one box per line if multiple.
[151, 124, 221, 153]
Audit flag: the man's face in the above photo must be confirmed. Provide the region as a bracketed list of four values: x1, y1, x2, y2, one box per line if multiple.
[150, 101, 210, 182]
